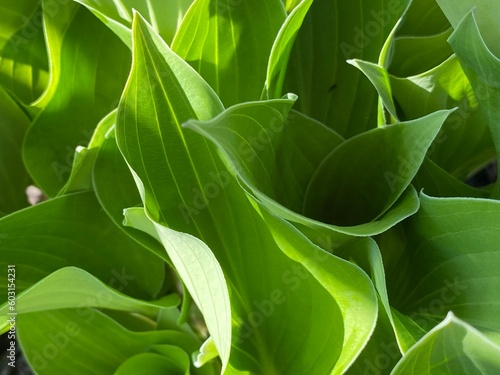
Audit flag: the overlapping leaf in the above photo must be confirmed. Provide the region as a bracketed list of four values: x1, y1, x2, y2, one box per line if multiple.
[23, 4, 131, 196]
[0, 87, 31, 217]
[282, 0, 410, 137]
[172, 0, 286, 106]
[73, 0, 193, 46]
[0, 191, 165, 300]
[115, 13, 378, 373]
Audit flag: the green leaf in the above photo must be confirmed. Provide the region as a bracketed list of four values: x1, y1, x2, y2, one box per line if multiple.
[115, 352, 189, 375]
[0, 267, 178, 317]
[92, 130, 167, 262]
[117, 13, 378, 373]
[17, 308, 212, 375]
[392, 313, 500, 374]
[436, 0, 500, 57]
[151, 220, 231, 370]
[265, 0, 313, 99]
[172, 0, 286, 106]
[186, 99, 422, 246]
[73, 0, 193, 46]
[412, 157, 489, 199]
[259, 207, 378, 374]
[0, 86, 31, 217]
[448, 10, 500, 196]
[23, 4, 131, 196]
[389, 28, 453, 77]
[0, 191, 165, 300]
[59, 110, 115, 195]
[396, 0, 450, 36]
[348, 59, 399, 122]
[0, 3, 49, 104]
[388, 193, 500, 344]
[304, 110, 450, 226]
[282, 0, 410, 137]
[390, 56, 495, 180]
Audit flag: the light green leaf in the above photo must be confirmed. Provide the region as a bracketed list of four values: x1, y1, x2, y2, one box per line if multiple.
[116, 13, 378, 373]
[0, 267, 178, 317]
[115, 352, 189, 375]
[60, 110, 116, 195]
[172, 0, 286, 106]
[151, 221, 231, 371]
[18, 308, 213, 375]
[392, 313, 500, 374]
[304, 110, 450, 226]
[73, 0, 193, 46]
[0, 86, 31, 217]
[193, 337, 219, 368]
[448, 10, 500, 196]
[0, 191, 165, 300]
[186, 99, 422, 246]
[391, 56, 495, 180]
[0, 3, 49, 104]
[348, 59, 399, 123]
[23, 4, 131, 196]
[265, 0, 313, 99]
[259, 207, 378, 374]
[388, 193, 500, 344]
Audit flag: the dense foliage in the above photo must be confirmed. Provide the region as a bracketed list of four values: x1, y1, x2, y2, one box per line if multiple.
[1, 0, 500, 373]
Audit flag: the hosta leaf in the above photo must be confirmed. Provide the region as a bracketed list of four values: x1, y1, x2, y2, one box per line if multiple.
[304, 110, 450, 226]
[172, 0, 286, 106]
[151, 220, 231, 371]
[396, 0, 450, 36]
[389, 28, 453, 77]
[23, 4, 130, 196]
[412, 158, 489, 199]
[390, 56, 495, 180]
[0, 86, 31, 217]
[0, 0, 39, 49]
[436, 0, 500, 56]
[347, 59, 398, 122]
[259, 208, 378, 374]
[73, 0, 193, 46]
[0, 3, 49, 104]
[448, 10, 500, 196]
[0, 191, 165, 300]
[265, 0, 313, 99]
[17, 308, 214, 375]
[116, 13, 378, 373]
[115, 352, 189, 375]
[387, 193, 500, 344]
[0, 267, 178, 317]
[186, 99, 421, 246]
[282, 0, 410, 137]
[392, 313, 500, 374]
[59, 110, 115, 195]
[92, 130, 166, 261]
